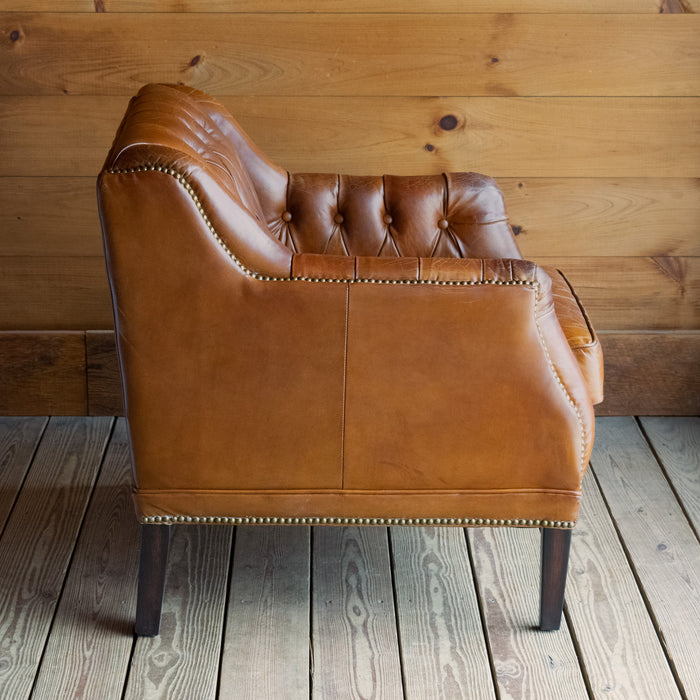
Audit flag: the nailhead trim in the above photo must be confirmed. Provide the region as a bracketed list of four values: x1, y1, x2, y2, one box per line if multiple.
[140, 514, 575, 528]
[534, 313, 587, 474]
[107, 165, 538, 289]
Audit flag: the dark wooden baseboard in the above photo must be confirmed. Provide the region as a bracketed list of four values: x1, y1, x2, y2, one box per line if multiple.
[0, 330, 698, 416]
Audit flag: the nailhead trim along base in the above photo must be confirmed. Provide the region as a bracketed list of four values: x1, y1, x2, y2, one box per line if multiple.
[140, 514, 576, 528]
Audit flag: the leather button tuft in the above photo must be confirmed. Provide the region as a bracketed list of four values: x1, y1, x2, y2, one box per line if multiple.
[438, 218, 449, 229]
[282, 211, 293, 222]
[334, 213, 344, 224]
[383, 214, 393, 225]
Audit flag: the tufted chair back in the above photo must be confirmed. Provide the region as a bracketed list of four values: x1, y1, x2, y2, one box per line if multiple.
[106, 84, 521, 263]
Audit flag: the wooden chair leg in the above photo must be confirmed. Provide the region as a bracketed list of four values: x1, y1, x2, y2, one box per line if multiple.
[135, 524, 171, 636]
[539, 527, 572, 631]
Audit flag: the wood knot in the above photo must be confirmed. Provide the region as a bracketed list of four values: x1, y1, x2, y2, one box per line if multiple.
[439, 114, 458, 131]
[424, 143, 435, 152]
[9, 30, 21, 43]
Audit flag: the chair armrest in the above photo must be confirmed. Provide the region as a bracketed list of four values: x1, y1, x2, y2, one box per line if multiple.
[543, 266, 604, 405]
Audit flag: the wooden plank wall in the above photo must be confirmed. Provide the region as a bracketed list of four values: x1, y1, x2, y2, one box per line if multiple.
[0, 2, 698, 415]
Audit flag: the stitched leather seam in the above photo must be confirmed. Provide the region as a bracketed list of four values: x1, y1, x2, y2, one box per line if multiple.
[341, 283, 349, 490]
[107, 165, 540, 289]
[140, 514, 576, 528]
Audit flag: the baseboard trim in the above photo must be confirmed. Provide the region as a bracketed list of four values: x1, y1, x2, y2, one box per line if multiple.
[1, 330, 697, 416]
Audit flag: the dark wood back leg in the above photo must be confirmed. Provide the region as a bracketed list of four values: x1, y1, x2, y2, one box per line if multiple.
[539, 527, 572, 631]
[135, 524, 171, 636]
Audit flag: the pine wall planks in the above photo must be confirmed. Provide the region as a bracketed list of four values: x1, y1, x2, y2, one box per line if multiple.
[0, 3, 698, 415]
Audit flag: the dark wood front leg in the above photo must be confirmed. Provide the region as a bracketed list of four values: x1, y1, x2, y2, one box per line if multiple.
[539, 527, 572, 631]
[135, 524, 171, 636]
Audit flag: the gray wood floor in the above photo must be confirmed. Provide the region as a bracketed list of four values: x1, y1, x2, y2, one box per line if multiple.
[0, 416, 698, 699]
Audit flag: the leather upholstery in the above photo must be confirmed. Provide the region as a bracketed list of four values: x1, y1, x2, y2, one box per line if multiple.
[98, 84, 603, 528]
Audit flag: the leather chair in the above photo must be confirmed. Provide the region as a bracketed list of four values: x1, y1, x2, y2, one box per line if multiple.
[97, 84, 603, 636]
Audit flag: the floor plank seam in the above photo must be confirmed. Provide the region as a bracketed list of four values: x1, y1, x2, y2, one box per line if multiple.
[462, 527, 500, 700]
[309, 525, 315, 699]
[26, 416, 117, 700]
[635, 417, 700, 544]
[386, 528, 409, 700]
[588, 462, 688, 700]
[562, 603, 594, 699]
[0, 416, 48, 542]
[216, 525, 238, 700]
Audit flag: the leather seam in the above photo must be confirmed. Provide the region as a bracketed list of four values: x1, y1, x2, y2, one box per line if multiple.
[341, 283, 349, 489]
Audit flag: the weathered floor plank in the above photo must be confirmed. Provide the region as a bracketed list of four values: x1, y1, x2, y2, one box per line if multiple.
[312, 526, 403, 700]
[30, 419, 140, 700]
[390, 526, 495, 700]
[566, 470, 681, 699]
[123, 524, 233, 700]
[467, 527, 588, 700]
[639, 416, 700, 534]
[0, 416, 47, 532]
[0, 416, 113, 700]
[590, 417, 700, 700]
[219, 525, 310, 700]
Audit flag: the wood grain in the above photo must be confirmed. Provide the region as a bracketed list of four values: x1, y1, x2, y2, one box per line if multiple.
[30, 419, 140, 700]
[502, 178, 700, 258]
[86, 330, 122, 415]
[0, 331, 87, 414]
[595, 331, 700, 416]
[2, 15, 697, 98]
[0, 417, 46, 530]
[0, 257, 111, 329]
[124, 524, 233, 700]
[4, 176, 699, 259]
[566, 470, 681, 699]
[535, 256, 700, 332]
[390, 526, 495, 699]
[0, 177, 103, 256]
[2, 96, 699, 178]
[0, 1, 676, 12]
[590, 417, 700, 700]
[639, 417, 700, 532]
[312, 526, 402, 700]
[467, 527, 588, 700]
[0, 416, 113, 700]
[219, 526, 310, 699]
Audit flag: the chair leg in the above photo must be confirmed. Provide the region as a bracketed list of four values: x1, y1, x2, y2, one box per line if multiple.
[135, 524, 171, 636]
[539, 527, 572, 631]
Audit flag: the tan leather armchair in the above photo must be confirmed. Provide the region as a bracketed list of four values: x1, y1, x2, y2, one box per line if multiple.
[97, 84, 603, 636]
